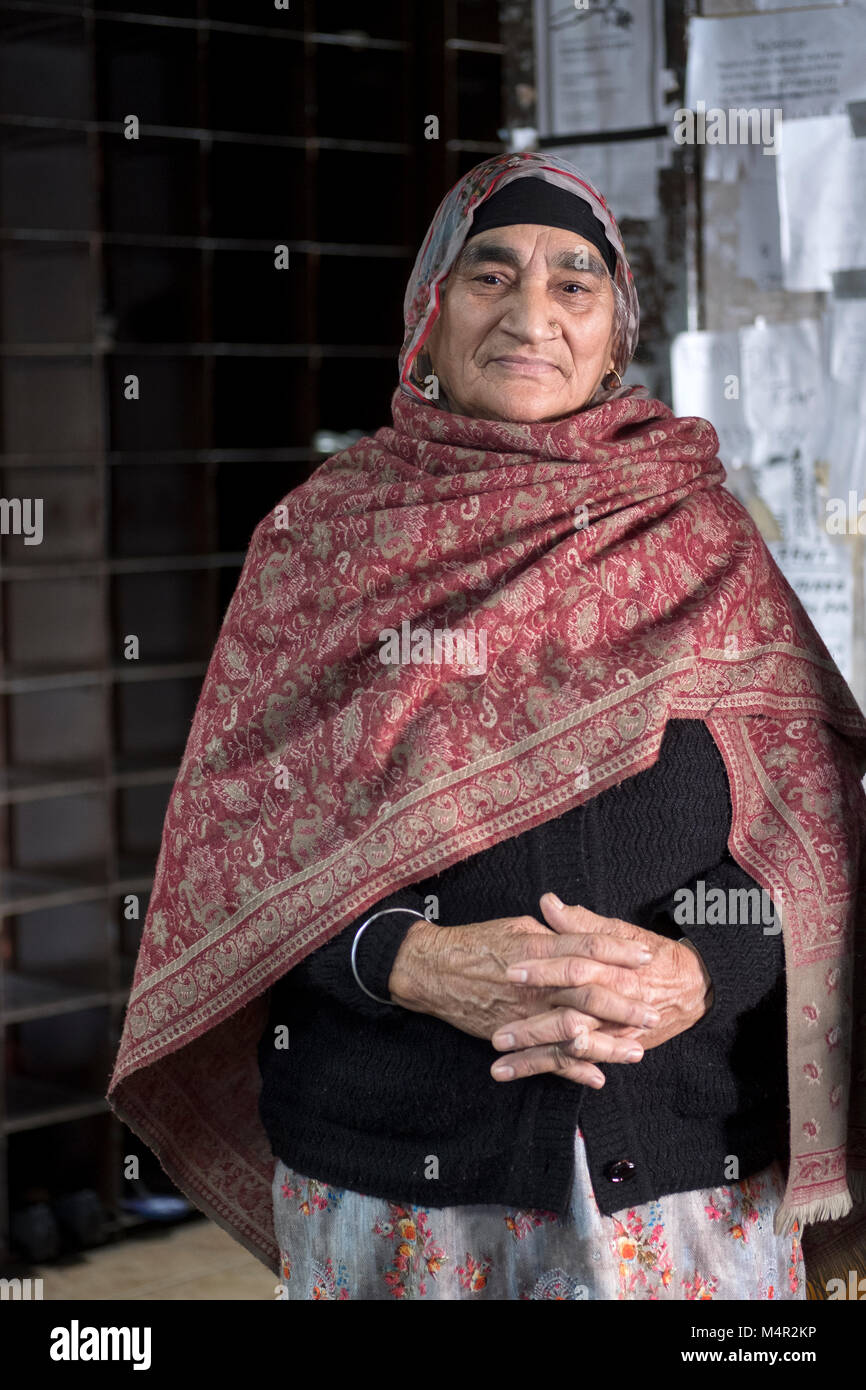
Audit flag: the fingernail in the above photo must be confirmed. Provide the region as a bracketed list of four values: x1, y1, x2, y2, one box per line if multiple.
[544, 892, 564, 909]
[637, 950, 653, 963]
[626, 1047, 643, 1061]
[643, 1011, 661, 1027]
[495, 1033, 515, 1049]
[492, 1064, 514, 1079]
[589, 1073, 604, 1088]
[506, 968, 528, 982]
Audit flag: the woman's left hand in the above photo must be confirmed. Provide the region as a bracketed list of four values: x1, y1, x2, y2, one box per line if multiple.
[490, 893, 712, 1083]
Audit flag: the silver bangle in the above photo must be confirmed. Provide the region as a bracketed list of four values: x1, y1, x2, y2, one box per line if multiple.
[350, 907, 426, 1004]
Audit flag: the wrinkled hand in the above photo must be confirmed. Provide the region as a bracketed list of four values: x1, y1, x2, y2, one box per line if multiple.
[387, 908, 662, 1089]
[489, 894, 712, 1087]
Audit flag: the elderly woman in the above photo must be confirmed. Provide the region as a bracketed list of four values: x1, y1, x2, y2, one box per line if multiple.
[108, 153, 866, 1302]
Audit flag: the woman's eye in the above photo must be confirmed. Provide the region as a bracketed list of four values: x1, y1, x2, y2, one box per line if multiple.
[561, 282, 589, 294]
[474, 273, 504, 285]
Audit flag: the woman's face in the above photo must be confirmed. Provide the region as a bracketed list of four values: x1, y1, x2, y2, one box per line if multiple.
[425, 222, 617, 423]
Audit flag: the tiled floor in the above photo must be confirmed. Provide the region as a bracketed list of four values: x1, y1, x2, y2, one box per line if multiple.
[32, 1217, 276, 1300]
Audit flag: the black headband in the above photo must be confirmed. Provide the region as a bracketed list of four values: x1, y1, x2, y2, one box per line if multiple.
[465, 176, 617, 277]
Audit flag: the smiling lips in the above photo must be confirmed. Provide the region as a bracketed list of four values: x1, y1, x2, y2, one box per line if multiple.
[489, 356, 561, 375]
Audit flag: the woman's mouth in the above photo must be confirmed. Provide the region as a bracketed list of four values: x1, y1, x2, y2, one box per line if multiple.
[489, 356, 560, 375]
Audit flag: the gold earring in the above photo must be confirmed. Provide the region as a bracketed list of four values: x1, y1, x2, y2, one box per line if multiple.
[603, 368, 622, 389]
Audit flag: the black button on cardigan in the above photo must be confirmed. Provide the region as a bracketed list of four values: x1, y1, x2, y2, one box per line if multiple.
[605, 1159, 637, 1184]
[257, 719, 789, 1216]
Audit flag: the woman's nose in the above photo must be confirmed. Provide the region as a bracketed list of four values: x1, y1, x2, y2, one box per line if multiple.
[500, 287, 559, 344]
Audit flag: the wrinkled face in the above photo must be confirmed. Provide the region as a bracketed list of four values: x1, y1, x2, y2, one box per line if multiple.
[424, 223, 617, 423]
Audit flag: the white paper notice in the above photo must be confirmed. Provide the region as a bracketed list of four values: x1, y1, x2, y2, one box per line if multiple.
[738, 318, 826, 461]
[824, 377, 866, 502]
[753, 451, 817, 542]
[544, 139, 663, 221]
[737, 143, 784, 291]
[670, 330, 753, 468]
[702, 145, 744, 183]
[685, 9, 866, 123]
[777, 114, 866, 292]
[768, 534, 853, 680]
[828, 298, 866, 382]
[685, 7, 866, 183]
[534, 0, 664, 136]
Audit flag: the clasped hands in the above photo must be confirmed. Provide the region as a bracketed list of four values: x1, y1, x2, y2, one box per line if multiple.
[388, 891, 713, 1091]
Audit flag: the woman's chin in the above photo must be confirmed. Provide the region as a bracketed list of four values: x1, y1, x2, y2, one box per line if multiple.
[461, 385, 592, 424]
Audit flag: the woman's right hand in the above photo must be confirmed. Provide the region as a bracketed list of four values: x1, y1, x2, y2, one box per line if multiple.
[387, 913, 658, 1087]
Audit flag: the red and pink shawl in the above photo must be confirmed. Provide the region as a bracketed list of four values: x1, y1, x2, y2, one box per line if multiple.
[107, 385, 866, 1273]
[108, 150, 866, 1276]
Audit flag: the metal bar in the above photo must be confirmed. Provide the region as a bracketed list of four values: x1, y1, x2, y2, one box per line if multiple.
[0, 342, 400, 356]
[539, 124, 670, 145]
[0, 659, 208, 694]
[446, 139, 506, 154]
[0, 230, 413, 257]
[1, 448, 320, 465]
[445, 38, 505, 54]
[0, 113, 412, 155]
[1, 3, 409, 51]
[683, 0, 704, 334]
[2, 553, 246, 580]
[1, 764, 177, 807]
[5, 1098, 111, 1135]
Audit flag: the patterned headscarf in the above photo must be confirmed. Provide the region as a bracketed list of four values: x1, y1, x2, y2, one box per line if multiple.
[398, 151, 640, 409]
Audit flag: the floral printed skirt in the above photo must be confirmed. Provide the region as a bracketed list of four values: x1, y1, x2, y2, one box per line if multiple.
[272, 1127, 805, 1300]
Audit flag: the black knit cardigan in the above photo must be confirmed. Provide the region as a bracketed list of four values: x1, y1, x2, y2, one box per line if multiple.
[257, 719, 788, 1216]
